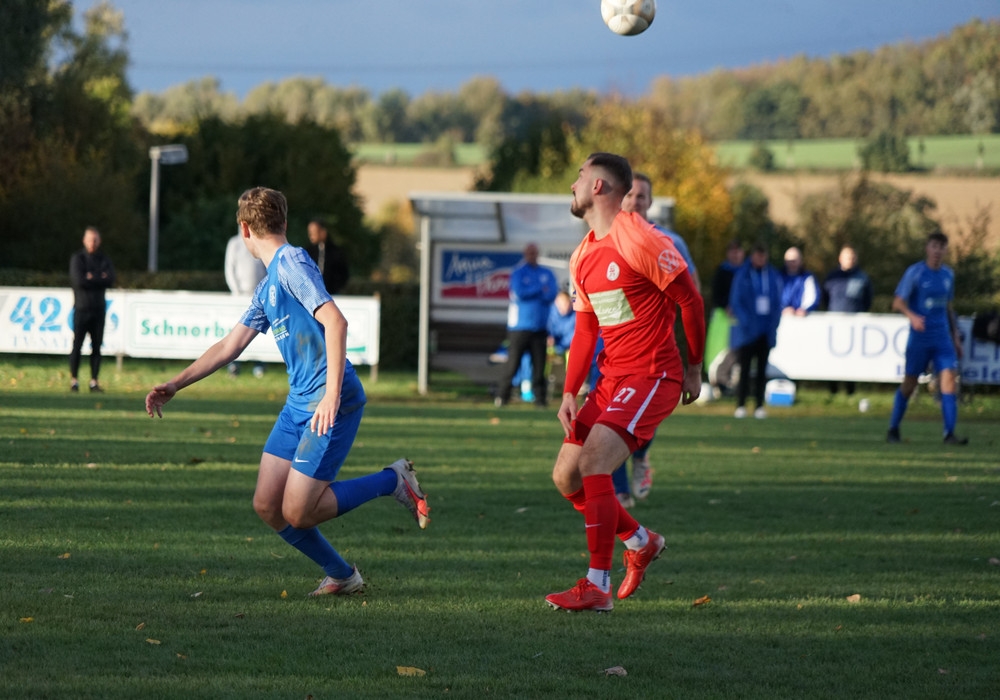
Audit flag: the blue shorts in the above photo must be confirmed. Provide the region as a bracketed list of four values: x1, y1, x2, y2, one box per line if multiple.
[904, 335, 958, 377]
[262, 377, 366, 482]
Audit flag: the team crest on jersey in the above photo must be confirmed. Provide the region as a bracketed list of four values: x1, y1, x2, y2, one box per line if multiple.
[606, 262, 620, 281]
[268, 284, 276, 307]
[658, 248, 681, 274]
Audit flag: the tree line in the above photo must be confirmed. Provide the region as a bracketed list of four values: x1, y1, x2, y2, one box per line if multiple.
[132, 19, 1000, 145]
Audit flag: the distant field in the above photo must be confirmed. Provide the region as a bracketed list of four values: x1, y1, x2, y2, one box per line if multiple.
[350, 136, 1000, 172]
[714, 135, 1000, 171]
[351, 142, 486, 167]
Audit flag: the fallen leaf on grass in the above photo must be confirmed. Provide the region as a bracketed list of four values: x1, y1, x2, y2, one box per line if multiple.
[135, 622, 146, 631]
[489, 417, 501, 425]
[146, 639, 161, 645]
[846, 594, 862, 603]
[938, 668, 949, 675]
[603, 666, 627, 677]
[280, 590, 288, 599]
[397, 666, 426, 677]
[988, 558, 1000, 566]
[751, 446, 761, 454]
[176, 653, 187, 659]
[57, 553, 70, 559]
[693, 595, 711, 607]
[20, 617, 33, 623]
[190, 592, 202, 598]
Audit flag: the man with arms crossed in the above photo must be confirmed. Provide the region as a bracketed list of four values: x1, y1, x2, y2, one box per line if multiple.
[146, 187, 429, 596]
[546, 154, 705, 612]
[887, 230, 967, 445]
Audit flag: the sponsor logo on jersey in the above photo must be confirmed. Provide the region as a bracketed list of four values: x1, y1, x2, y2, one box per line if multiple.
[606, 262, 620, 281]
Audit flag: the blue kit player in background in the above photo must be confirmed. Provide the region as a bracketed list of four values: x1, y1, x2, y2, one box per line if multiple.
[145, 186, 430, 596]
[887, 230, 967, 445]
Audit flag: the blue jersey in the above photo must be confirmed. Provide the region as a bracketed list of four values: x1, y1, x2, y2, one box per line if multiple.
[239, 244, 361, 412]
[894, 262, 955, 341]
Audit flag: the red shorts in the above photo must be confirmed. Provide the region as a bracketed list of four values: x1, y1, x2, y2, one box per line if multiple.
[565, 372, 681, 452]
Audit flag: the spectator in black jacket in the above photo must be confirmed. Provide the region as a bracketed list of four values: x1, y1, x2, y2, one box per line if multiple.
[69, 226, 115, 392]
[822, 245, 873, 397]
[305, 218, 350, 294]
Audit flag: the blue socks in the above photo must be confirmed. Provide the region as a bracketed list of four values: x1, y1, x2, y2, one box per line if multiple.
[275, 468, 399, 580]
[277, 524, 352, 579]
[941, 393, 957, 435]
[330, 468, 397, 516]
[889, 388, 909, 430]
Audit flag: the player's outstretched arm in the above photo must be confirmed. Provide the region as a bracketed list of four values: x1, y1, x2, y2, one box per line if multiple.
[144, 324, 259, 418]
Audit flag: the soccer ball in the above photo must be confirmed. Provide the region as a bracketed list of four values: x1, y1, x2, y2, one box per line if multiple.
[601, 0, 656, 36]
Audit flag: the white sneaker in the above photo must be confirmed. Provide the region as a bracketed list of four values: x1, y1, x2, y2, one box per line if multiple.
[754, 407, 767, 419]
[309, 566, 364, 596]
[631, 455, 653, 500]
[388, 458, 430, 529]
[734, 406, 748, 419]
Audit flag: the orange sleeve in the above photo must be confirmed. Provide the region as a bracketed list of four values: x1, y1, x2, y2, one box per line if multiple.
[616, 213, 687, 291]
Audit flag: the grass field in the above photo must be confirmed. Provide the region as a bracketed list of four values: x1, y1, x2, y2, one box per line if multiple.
[2, 357, 999, 698]
[700, 135, 1000, 172]
[348, 135, 1000, 173]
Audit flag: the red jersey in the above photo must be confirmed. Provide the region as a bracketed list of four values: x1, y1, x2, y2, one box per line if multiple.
[568, 211, 704, 385]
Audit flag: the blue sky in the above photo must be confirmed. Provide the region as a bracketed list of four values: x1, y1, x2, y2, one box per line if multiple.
[101, 0, 998, 98]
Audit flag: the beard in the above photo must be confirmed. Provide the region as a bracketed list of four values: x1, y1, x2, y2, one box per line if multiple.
[570, 196, 588, 219]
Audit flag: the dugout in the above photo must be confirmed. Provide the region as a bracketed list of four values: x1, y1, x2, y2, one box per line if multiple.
[409, 191, 673, 394]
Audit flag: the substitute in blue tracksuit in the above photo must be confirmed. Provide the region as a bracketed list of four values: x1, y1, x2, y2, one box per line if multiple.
[729, 242, 783, 418]
[496, 243, 559, 407]
[887, 231, 967, 445]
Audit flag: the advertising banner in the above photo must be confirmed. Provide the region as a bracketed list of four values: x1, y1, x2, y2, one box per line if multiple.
[768, 312, 999, 385]
[0, 287, 380, 366]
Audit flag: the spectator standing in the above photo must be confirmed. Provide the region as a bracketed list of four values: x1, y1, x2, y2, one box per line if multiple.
[495, 243, 558, 408]
[729, 242, 783, 419]
[780, 246, 819, 315]
[69, 226, 115, 392]
[225, 228, 268, 377]
[305, 218, 350, 294]
[822, 245, 873, 397]
[887, 231, 967, 445]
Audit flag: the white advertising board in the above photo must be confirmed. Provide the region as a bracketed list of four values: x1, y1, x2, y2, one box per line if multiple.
[0, 287, 380, 366]
[769, 312, 999, 385]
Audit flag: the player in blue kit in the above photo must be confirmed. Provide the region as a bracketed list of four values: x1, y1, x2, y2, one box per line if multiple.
[145, 187, 430, 596]
[887, 230, 967, 445]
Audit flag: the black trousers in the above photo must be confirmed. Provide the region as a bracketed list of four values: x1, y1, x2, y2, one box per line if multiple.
[736, 334, 771, 409]
[69, 307, 106, 380]
[497, 329, 549, 404]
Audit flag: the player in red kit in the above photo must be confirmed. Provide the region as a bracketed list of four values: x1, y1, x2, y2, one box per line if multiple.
[546, 153, 705, 612]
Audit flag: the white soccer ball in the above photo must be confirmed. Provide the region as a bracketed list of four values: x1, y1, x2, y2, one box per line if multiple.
[601, 0, 656, 36]
[858, 398, 870, 413]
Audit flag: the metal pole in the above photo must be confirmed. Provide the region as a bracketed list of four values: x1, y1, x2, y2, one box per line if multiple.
[148, 153, 160, 273]
[417, 213, 431, 395]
